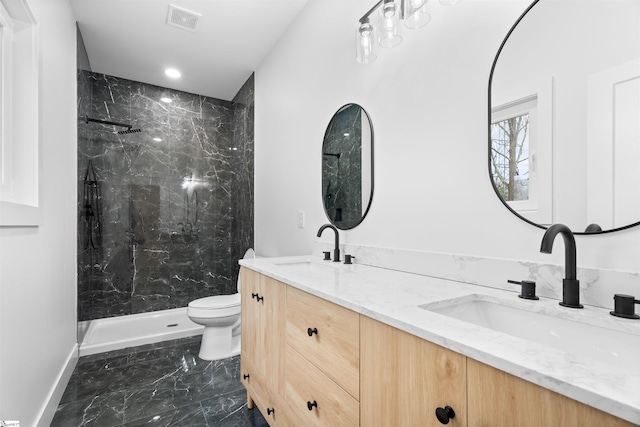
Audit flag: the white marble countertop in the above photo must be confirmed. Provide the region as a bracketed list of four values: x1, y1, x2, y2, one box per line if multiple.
[239, 255, 640, 425]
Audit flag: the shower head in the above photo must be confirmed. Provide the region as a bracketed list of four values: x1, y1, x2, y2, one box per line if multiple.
[117, 128, 142, 135]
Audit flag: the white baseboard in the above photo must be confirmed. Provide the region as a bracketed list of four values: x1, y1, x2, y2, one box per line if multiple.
[35, 344, 78, 427]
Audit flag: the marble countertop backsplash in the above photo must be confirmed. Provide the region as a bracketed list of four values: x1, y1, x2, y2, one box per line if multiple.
[240, 248, 640, 425]
[311, 242, 640, 311]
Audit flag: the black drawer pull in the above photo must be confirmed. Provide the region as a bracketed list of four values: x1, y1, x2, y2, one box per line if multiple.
[251, 293, 264, 302]
[435, 406, 456, 424]
[251, 293, 258, 299]
[307, 400, 318, 411]
[243, 374, 250, 380]
[307, 327, 318, 336]
[267, 408, 275, 415]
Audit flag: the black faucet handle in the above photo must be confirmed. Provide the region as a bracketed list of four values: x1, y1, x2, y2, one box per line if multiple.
[344, 255, 355, 264]
[610, 294, 640, 319]
[508, 279, 539, 300]
[323, 251, 331, 261]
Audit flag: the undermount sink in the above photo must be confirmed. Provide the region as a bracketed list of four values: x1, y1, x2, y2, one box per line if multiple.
[271, 258, 334, 272]
[420, 294, 640, 372]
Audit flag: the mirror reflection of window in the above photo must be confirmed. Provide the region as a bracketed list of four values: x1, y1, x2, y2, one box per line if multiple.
[491, 113, 530, 202]
[491, 95, 542, 220]
[489, 0, 640, 233]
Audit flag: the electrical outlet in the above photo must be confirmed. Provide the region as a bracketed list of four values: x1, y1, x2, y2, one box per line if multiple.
[297, 211, 305, 228]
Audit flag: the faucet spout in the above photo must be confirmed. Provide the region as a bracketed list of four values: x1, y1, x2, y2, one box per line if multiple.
[317, 224, 340, 262]
[540, 224, 583, 308]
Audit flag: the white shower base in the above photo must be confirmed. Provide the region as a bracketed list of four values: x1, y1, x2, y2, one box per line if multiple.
[78, 307, 204, 357]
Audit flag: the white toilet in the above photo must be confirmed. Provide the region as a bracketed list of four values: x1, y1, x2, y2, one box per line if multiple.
[187, 248, 254, 361]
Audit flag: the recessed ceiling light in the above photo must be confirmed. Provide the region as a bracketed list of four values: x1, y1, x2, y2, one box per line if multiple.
[165, 68, 181, 79]
[160, 97, 172, 103]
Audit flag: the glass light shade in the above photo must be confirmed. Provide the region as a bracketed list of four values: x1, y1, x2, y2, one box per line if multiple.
[356, 21, 377, 64]
[404, 0, 431, 29]
[378, 0, 402, 48]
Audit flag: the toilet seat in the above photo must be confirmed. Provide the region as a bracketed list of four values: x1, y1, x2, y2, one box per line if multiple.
[187, 294, 241, 318]
[188, 294, 240, 309]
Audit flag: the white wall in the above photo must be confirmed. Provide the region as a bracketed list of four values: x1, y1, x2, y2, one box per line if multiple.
[0, 0, 78, 425]
[255, 0, 640, 274]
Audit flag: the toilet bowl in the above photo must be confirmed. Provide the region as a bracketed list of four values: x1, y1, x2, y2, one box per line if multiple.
[187, 248, 254, 360]
[188, 294, 241, 360]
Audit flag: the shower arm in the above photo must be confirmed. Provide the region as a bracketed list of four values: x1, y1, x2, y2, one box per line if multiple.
[83, 115, 132, 131]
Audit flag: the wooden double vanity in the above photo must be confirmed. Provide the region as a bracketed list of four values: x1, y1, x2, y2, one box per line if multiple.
[239, 266, 637, 427]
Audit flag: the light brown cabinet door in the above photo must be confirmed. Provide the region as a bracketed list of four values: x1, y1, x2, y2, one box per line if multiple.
[467, 359, 637, 427]
[360, 315, 467, 427]
[261, 274, 286, 396]
[240, 269, 288, 425]
[240, 267, 261, 365]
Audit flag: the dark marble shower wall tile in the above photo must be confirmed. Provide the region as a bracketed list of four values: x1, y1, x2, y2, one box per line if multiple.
[78, 70, 253, 320]
[90, 72, 132, 105]
[169, 93, 205, 119]
[131, 81, 173, 111]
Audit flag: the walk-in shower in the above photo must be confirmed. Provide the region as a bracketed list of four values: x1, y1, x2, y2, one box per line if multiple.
[76, 70, 254, 352]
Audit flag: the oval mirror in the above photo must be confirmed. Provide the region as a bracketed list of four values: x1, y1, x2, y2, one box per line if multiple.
[322, 104, 374, 230]
[489, 0, 640, 234]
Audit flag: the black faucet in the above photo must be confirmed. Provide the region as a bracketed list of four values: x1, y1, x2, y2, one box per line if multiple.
[540, 224, 583, 308]
[317, 224, 340, 262]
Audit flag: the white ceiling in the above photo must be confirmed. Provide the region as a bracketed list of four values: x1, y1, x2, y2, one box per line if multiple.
[70, 0, 309, 101]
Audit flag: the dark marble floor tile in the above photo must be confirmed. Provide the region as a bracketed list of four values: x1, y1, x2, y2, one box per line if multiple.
[123, 386, 203, 423]
[54, 337, 265, 427]
[122, 402, 207, 427]
[51, 391, 125, 427]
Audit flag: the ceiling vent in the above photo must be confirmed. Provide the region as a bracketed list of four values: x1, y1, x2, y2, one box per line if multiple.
[166, 4, 201, 32]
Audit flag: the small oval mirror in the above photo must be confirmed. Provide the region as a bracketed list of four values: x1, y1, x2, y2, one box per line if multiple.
[322, 104, 374, 230]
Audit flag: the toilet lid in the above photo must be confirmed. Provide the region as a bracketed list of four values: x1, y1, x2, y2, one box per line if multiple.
[189, 294, 240, 309]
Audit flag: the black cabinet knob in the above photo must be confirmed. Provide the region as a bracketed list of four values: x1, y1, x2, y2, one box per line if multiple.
[435, 406, 456, 424]
[267, 408, 275, 415]
[307, 400, 318, 411]
[243, 374, 249, 380]
[251, 293, 258, 299]
[256, 295, 264, 302]
[307, 327, 318, 337]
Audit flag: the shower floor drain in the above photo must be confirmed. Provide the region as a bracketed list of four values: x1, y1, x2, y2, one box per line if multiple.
[166, 323, 179, 328]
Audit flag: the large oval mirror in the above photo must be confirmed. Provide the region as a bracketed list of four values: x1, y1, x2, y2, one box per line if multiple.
[489, 0, 640, 234]
[322, 104, 374, 230]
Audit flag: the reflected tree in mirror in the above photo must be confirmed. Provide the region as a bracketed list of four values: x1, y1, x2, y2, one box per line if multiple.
[491, 114, 530, 202]
[322, 104, 374, 230]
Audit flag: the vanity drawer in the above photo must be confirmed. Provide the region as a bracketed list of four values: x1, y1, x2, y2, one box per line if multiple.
[285, 345, 359, 427]
[241, 353, 293, 427]
[286, 286, 360, 400]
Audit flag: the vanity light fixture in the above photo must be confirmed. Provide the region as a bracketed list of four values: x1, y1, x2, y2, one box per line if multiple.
[356, 0, 460, 63]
